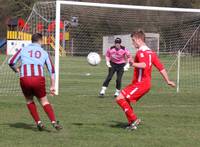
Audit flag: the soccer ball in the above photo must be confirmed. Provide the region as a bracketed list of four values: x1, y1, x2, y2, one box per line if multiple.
[87, 52, 101, 66]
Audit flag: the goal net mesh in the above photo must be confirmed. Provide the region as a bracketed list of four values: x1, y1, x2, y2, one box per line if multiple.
[0, 1, 200, 96]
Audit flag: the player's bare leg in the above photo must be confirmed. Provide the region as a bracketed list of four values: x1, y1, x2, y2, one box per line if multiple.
[25, 96, 44, 131]
[39, 96, 62, 131]
[115, 93, 140, 130]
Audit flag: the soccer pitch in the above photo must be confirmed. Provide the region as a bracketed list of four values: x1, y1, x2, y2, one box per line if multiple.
[0, 56, 200, 147]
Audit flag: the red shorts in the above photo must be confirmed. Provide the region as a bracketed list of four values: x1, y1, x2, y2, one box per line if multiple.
[121, 82, 150, 103]
[20, 76, 46, 99]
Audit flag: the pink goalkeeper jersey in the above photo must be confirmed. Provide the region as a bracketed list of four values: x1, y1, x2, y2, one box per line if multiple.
[105, 46, 132, 64]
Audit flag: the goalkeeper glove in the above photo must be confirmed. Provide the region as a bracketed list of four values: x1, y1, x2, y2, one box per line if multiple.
[124, 63, 130, 71]
[106, 61, 111, 68]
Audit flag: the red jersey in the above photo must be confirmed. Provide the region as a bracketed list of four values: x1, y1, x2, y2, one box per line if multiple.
[132, 45, 164, 86]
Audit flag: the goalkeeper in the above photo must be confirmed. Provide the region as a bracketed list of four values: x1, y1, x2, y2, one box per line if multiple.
[99, 38, 132, 97]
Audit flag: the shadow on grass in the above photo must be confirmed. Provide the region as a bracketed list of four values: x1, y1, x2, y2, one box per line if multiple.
[72, 122, 84, 126]
[2, 122, 51, 132]
[71, 122, 109, 127]
[71, 121, 128, 129]
[109, 121, 128, 129]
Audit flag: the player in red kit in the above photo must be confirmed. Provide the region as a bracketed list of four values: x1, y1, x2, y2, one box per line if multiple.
[115, 30, 176, 130]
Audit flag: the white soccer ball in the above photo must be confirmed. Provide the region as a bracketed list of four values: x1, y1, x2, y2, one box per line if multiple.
[87, 52, 101, 66]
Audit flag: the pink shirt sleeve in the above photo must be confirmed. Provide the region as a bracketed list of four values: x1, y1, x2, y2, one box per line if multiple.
[125, 48, 132, 63]
[105, 48, 111, 61]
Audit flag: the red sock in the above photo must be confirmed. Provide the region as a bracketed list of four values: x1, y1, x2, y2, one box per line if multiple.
[116, 99, 137, 124]
[126, 98, 133, 111]
[27, 102, 40, 124]
[43, 104, 56, 123]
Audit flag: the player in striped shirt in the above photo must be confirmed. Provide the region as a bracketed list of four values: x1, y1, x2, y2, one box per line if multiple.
[8, 33, 62, 131]
[115, 30, 176, 130]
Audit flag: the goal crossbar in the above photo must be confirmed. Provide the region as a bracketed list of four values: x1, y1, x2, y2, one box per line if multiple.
[57, 1, 200, 13]
[54, 1, 200, 95]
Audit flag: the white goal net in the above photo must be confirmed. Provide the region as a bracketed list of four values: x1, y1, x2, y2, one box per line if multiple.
[1, 1, 200, 96]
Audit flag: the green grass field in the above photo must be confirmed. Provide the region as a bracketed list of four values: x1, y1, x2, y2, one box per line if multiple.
[0, 56, 200, 147]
